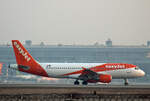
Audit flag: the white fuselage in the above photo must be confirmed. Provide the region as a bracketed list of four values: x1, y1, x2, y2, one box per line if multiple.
[39, 63, 145, 79]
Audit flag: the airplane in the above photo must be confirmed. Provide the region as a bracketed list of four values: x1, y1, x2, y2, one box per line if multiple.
[9, 40, 145, 85]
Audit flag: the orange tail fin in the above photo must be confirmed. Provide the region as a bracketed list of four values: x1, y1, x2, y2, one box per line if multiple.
[12, 40, 34, 66]
[12, 40, 48, 77]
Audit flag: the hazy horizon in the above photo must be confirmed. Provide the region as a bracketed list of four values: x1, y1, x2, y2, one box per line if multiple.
[0, 0, 150, 45]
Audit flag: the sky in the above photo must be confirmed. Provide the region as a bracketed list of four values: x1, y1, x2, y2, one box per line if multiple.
[0, 0, 150, 45]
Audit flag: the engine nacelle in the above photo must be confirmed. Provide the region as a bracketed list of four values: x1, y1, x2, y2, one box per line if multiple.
[99, 74, 112, 83]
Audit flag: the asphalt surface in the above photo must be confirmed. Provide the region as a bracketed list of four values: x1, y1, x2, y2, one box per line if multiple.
[0, 83, 150, 95]
[0, 83, 150, 88]
[0, 83, 150, 100]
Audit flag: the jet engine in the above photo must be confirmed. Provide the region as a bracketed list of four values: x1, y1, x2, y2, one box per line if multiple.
[99, 74, 112, 83]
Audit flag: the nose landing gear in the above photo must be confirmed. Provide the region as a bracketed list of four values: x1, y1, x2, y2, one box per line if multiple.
[124, 78, 129, 86]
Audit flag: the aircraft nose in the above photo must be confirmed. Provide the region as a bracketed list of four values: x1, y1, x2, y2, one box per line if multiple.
[139, 69, 145, 77]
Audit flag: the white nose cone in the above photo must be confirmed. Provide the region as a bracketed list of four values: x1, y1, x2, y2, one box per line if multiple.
[140, 70, 145, 77]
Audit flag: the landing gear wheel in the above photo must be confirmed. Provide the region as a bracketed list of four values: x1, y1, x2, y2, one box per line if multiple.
[74, 80, 79, 85]
[124, 79, 129, 86]
[82, 81, 88, 85]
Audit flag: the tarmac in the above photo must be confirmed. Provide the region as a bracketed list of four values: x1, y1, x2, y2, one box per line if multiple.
[0, 83, 150, 88]
[0, 83, 150, 101]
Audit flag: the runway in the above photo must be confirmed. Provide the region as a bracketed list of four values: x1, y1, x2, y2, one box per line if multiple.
[0, 83, 150, 101]
[0, 83, 150, 88]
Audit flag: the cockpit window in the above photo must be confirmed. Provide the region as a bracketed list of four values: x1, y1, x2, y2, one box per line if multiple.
[135, 67, 139, 70]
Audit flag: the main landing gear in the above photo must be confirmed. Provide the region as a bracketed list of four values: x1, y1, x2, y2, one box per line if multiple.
[74, 80, 80, 85]
[74, 80, 88, 85]
[82, 81, 88, 85]
[124, 78, 129, 86]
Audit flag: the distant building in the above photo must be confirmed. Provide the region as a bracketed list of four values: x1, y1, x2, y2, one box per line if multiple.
[25, 40, 32, 46]
[40, 42, 45, 46]
[57, 43, 63, 47]
[147, 41, 150, 47]
[94, 42, 99, 46]
[105, 38, 112, 47]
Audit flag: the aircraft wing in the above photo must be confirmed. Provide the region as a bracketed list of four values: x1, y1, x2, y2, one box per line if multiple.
[78, 68, 99, 82]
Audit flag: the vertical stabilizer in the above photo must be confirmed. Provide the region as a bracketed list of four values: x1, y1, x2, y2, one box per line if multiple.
[12, 40, 48, 77]
[12, 40, 34, 66]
